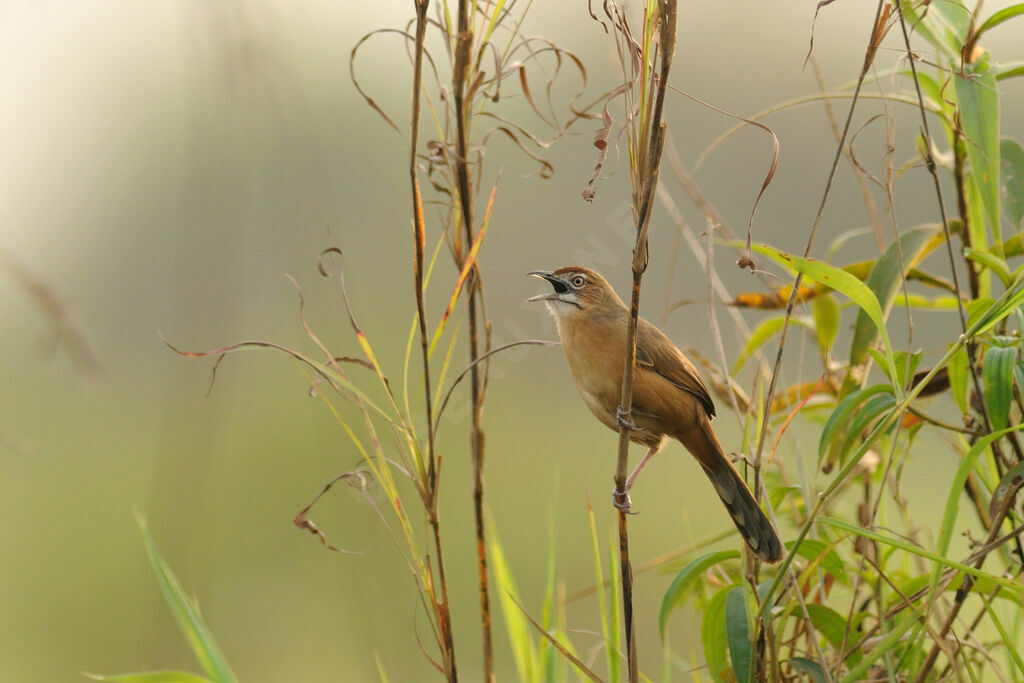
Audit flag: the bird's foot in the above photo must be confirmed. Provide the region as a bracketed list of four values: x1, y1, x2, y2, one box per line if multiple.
[612, 488, 638, 514]
[616, 406, 639, 431]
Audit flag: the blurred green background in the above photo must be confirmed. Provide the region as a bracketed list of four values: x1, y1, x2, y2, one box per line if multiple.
[1, 1, 1022, 680]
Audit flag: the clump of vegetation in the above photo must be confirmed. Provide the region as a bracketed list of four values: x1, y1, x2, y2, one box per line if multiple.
[100, 1, 1024, 681]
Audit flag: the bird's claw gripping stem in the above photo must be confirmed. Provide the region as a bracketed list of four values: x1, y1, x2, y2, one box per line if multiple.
[612, 488, 638, 514]
[616, 406, 639, 431]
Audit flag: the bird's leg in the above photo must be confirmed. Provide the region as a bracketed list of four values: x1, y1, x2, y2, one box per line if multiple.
[625, 444, 661, 492]
[612, 443, 661, 512]
[616, 405, 639, 431]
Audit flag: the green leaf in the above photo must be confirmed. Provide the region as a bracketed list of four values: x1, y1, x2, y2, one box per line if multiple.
[789, 538, 846, 584]
[947, 344, 971, 414]
[983, 342, 1018, 431]
[489, 520, 536, 682]
[849, 226, 939, 370]
[757, 245, 900, 391]
[837, 392, 898, 468]
[965, 247, 1012, 286]
[790, 658, 827, 682]
[803, 604, 849, 650]
[954, 58, 1001, 239]
[899, 0, 971, 58]
[659, 550, 740, 638]
[701, 585, 733, 683]
[732, 315, 814, 373]
[812, 295, 840, 354]
[85, 673, 213, 683]
[819, 385, 894, 466]
[820, 516, 1024, 594]
[977, 3, 1024, 37]
[136, 517, 237, 683]
[1001, 138, 1024, 230]
[725, 587, 751, 683]
[768, 484, 801, 511]
[989, 461, 1024, 520]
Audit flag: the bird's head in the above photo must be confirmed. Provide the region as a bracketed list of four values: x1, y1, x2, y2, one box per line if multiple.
[527, 266, 618, 317]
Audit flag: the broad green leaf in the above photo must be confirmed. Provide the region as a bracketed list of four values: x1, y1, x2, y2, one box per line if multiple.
[659, 549, 740, 638]
[85, 673, 212, 683]
[136, 516, 237, 683]
[954, 58, 1000, 241]
[758, 245, 899, 389]
[1001, 138, 1024, 230]
[701, 585, 733, 683]
[811, 295, 839, 354]
[983, 342, 1018, 431]
[848, 225, 939, 371]
[725, 587, 751, 683]
[803, 604, 848, 649]
[790, 658, 827, 683]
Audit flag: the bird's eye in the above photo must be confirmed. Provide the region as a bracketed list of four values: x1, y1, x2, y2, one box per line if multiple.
[571, 276, 586, 288]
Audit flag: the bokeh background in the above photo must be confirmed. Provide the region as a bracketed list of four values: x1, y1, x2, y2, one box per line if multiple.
[1, 1, 1022, 680]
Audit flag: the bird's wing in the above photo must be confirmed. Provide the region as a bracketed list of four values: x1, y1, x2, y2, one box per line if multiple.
[635, 319, 717, 418]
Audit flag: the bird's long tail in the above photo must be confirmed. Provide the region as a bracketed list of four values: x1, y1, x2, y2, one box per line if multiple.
[677, 418, 783, 563]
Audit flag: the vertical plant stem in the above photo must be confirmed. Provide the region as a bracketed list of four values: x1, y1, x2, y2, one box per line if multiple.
[410, 1, 457, 679]
[451, 1, 493, 679]
[613, 4, 676, 681]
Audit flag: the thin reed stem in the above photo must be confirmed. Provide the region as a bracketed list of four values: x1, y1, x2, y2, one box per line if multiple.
[451, 0, 493, 678]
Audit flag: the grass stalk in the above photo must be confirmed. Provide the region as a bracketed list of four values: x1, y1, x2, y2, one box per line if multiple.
[451, 0, 494, 678]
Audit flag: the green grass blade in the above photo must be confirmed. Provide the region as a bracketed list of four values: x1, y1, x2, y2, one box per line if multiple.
[489, 518, 537, 682]
[977, 4, 1024, 43]
[585, 500, 615, 682]
[85, 672, 213, 683]
[135, 515, 238, 683]
[819, 516, 1024, 594]
[607, 531, 622, 683]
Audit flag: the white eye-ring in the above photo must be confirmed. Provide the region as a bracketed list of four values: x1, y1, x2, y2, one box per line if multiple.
[571, 275, 586, 288]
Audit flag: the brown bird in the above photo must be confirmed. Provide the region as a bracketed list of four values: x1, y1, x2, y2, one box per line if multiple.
[529, 266, 783, 563]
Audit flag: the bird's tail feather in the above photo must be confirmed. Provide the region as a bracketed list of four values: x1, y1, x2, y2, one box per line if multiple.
[678, 420, 783, 563]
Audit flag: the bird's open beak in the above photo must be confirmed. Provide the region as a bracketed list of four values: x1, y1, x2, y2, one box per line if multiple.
[527, 270, 564, 302]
